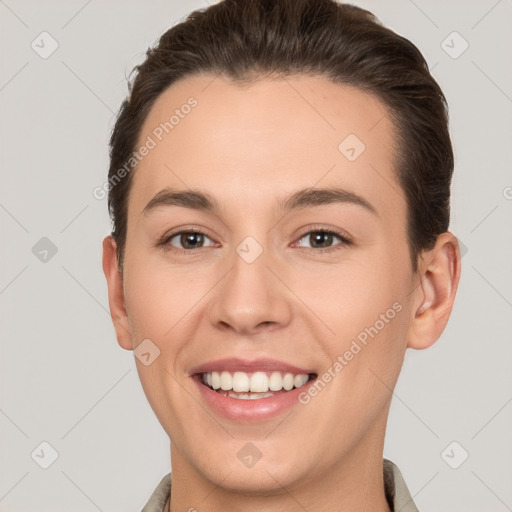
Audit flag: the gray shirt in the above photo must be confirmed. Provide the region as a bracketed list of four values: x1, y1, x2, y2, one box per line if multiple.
[141, 458, 419, 512]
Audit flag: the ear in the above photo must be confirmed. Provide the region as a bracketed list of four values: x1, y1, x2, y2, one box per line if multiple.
[102, 235, 133, 351]
[407, 231, 461, 350]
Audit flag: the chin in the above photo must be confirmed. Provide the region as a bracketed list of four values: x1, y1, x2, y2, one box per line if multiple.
[202, 462, 304, 496]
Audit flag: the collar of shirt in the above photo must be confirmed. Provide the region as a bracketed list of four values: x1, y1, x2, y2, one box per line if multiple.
[141, 458, 419, 512]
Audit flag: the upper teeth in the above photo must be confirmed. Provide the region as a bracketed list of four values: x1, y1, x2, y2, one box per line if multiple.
[202, 371, 310, 393]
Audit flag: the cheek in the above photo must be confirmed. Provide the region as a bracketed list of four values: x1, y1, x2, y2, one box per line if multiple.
[295, 276, 408, 455]
[292, 251, 405, 330]
[123, 260, 198, 437]
[123, 254, 205, 341]
[291, 251, 410, 389]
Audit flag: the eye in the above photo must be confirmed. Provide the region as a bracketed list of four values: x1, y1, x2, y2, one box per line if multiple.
[162, 229, 217, 251]
[158, 226, 352, 253]
[293, 228, 352, 251]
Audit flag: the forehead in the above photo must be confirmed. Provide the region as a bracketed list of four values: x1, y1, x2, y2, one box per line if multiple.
[129, 73, 405, 222]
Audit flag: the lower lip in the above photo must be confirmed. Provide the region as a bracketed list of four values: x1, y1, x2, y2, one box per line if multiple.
[193, 375, 315, 422]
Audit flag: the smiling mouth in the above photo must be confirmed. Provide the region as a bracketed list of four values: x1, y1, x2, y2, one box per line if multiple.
[199, 370, 317, 400]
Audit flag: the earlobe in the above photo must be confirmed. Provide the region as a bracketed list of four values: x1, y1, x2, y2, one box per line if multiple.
[102, 235, 133, 351]
[407, 232, 461, 350]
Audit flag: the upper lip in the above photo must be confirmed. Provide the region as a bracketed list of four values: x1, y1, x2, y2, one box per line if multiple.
[189, 357, 315, 376]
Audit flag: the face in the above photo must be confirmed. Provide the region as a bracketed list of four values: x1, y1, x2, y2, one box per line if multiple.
[108, 74, 422, 492]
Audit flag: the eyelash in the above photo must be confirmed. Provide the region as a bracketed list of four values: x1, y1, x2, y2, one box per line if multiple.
[158, 225, 353, 254]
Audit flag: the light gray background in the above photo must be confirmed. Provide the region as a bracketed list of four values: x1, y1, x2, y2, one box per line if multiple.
[1, 0, 511, 510]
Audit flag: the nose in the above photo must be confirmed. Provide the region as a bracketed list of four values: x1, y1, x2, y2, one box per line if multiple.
[207, 243, 292, 336]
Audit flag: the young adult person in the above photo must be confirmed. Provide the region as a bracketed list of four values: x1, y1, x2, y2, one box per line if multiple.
[102, 1, 461, 510]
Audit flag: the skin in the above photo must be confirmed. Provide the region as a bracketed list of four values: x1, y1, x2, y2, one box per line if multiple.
[103, 74, 461, 512]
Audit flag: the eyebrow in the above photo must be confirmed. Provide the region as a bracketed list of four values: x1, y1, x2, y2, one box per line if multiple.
[142, 186, 377, 217]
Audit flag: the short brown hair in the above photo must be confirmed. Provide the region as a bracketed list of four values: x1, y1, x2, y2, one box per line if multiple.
[107, 0, 453, 273]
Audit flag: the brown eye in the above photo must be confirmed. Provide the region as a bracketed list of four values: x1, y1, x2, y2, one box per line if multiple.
[165, 230, 215, 250]
[295, 229, 351, 250]
[307, 231, 335, 249]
